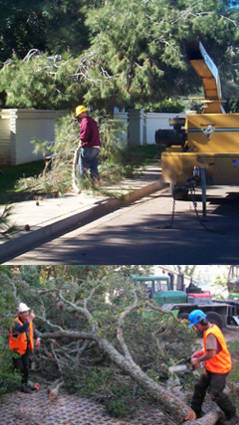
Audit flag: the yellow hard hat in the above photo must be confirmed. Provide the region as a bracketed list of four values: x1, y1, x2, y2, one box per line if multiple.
[75, 105, 88, 117]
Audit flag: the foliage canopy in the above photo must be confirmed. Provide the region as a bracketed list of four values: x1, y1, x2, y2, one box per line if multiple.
[0, 265, 196, 420]
[1, 0, 239, 111]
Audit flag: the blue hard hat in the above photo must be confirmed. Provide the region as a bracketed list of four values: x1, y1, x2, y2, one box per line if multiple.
[188, 309, 207, 328]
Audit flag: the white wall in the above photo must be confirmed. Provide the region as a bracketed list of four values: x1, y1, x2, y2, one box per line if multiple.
[145, 112, 186, 144]
[0, 108, 187, 165]
[0, 109, 59, 165]
[113, 110, 186, 147]
[0, 110, 11, 164]
[14, 110, 56, 164]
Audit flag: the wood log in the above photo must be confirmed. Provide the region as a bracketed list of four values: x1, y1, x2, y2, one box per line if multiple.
[48, 380, 64, 400]
[182, 410, 222, 425]
[28, 380, 40, 391]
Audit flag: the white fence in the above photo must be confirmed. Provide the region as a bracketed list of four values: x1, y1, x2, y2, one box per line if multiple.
[0, 108, 186, 165]
[114, 109, 186, 147]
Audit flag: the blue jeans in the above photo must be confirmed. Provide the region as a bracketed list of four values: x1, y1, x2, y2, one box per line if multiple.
[79, 147, 100, 180]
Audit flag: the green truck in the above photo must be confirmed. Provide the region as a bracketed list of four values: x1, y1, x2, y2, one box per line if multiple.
[224, 266, 239, 325]
[132, 274, 239, 327]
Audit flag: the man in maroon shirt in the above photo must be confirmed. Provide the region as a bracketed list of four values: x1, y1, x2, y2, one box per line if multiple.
[75, 105, 101, 182]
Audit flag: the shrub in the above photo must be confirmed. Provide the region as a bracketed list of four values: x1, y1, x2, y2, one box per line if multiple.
[0, 272, 22, 393]
[0, 340, 21, 394]
[17, 113, 128, 195]
[141, 98, 185, 113]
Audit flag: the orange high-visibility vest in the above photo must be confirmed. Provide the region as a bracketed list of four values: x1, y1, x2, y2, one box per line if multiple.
[9, 317, 34, 355]
[203, 324, 231, 374]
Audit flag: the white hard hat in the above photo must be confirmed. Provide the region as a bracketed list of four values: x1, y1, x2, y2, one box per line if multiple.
[18, 302, 30, 313]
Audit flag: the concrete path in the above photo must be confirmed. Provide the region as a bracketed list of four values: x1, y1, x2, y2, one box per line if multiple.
[0, 164, 165, 263]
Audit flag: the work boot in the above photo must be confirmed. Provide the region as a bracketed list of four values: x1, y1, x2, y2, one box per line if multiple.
[21, 384, 33, 393]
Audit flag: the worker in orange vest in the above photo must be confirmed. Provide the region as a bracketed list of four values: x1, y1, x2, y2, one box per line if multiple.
[188, 309, 237, 425]
[9, 302, 40, 393]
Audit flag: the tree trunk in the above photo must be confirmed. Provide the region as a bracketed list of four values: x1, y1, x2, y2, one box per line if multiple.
[98, 337, 196, 423]
[182, 410, 221, 425]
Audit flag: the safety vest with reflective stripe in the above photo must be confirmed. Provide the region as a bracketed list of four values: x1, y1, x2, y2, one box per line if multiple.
[9, 317, 34, 355]
[203, 324, 231, 374]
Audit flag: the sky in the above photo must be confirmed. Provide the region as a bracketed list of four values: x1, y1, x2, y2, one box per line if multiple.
[193, 265, 228, 284]
[228, 0, 239, 8]
[153, 265, 229, 284]
[152, 265, 231, 296]
[193, 265, 229, 296]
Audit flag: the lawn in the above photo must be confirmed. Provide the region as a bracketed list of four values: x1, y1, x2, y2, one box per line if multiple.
[0, 160, 45, 204]
[122, 144, 162, 169]
[0, 145, 161, 204]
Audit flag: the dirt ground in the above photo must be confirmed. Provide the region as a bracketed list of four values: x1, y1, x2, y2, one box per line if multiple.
[223, 325, 239, 342]
[0, 326, 238, 425]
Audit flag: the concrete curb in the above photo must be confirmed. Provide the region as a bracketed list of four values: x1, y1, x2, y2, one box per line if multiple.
[0, 179, 166, 263]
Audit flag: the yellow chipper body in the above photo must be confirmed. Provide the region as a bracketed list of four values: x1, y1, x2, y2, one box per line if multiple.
[160, 41, 239, 197]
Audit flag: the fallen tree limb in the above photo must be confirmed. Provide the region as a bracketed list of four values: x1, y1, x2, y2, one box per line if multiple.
[40, 315, 196, 421]
[42, 329, 196, 422]
[28, 380, 40, 391]
[48, 379, 64, 400]
[182, 409, 222, 425]
[97, 336, 196, 423]
[36, 281, 198, 423]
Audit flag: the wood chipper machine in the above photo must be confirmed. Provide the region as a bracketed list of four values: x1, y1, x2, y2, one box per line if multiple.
[160, 41, 239, 200]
